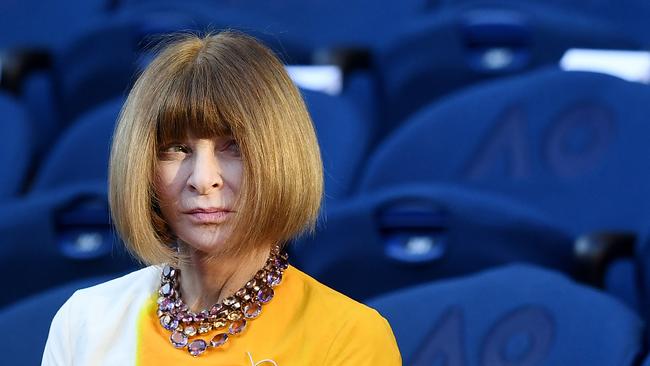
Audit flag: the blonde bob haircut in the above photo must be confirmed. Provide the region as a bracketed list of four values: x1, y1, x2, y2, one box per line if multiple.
[109, 31, 323, 265]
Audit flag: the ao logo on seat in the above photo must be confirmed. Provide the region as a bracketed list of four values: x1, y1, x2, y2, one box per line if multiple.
[411, 305, 555, 366]
[465, 103, 615, 180]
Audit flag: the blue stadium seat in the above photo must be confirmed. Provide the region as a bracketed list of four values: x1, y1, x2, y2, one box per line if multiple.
[117, 0, 434, 52]
[0, 275, 111, 365]
[12, 13, 311, 156]
[373, 2, 640, 134]
[117, 1, 315, 61]
[292, 184, 576, 301]
[51, 20, 138, 124]
[21, 70, 60, 159]
[12, 21, 137, 158]
[0, 0, 107, 50]
[359, 69, 650, 235]
[0, 182, 138, 307]
[0, 92, 31, 200]
[302, 89, 373, 200]
[15, 13, 323, 161]
[604, 256, 641, 313]
[637, 226, 650, 345]
[29, 98, 122, 193]
[367, 264, 644, 365]
[441, 0, 650, 47]
[56, 7, 316, 122]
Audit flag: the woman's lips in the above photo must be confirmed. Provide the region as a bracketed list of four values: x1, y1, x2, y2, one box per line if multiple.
[185, 210, 232, 224]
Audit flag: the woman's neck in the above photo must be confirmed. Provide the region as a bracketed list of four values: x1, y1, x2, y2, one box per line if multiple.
[176, 245, 271, 312]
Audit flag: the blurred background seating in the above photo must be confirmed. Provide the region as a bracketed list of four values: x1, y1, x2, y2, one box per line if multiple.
[358, 68, 650, 235]
[371, 2, 641, 135]
[0, 275, 111, 366]
[367, 264, 644, 365]
[2, 0, 650, 363]
[292, 184, 578, 301]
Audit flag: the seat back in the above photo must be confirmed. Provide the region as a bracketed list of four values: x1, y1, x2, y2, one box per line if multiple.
[441, 0, 650, 46]
[367, 264, 644, 365]
[117, 0, 434, 52]
[53, 21, 138, 123]
[302, 89, 373, 200]
[374, 3, 639, 133]
[0, 92, 31, 199]
[293, 184, 576, 301]
[0, 183, 138, 307]
[30, 98, 122, 193]
[0, 275, 111, 366]
[360, 69, 650, 234]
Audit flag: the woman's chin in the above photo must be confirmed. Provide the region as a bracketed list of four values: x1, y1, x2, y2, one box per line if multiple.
[177, 234, 232, 257]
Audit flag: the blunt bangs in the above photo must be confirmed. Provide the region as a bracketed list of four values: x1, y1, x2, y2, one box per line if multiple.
[155, 59, 236, 147]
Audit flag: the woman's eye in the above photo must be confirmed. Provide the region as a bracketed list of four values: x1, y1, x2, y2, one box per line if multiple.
[223, 140, 241, 155]
[168, 145, 189, 153]
[159, 144, 190, 156]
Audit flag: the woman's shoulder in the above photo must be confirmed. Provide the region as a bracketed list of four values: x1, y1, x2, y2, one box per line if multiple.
[63, 265, 160, 318]
[287, 265, 388, 324]
[70, 266, 159, 303]
[42, 266, 163, 365]
[286, 265, 402, 365]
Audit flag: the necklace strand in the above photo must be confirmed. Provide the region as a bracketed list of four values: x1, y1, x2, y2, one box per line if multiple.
[156, 246, 289, 357]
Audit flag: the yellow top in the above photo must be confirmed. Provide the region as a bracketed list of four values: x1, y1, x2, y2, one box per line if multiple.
[136, 265, 402, 365]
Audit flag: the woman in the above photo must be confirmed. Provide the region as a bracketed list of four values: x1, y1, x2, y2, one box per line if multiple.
[42, 31, 402, 365]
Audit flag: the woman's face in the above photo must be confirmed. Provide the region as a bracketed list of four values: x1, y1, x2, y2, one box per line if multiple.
[155, 135, 243, 255]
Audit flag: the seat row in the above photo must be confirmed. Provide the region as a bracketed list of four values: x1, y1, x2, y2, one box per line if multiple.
[3, 68, 650, 307]
[2, 1, 648, 165]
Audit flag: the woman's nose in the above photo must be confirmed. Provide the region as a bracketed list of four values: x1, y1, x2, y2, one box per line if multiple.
[187, 149, 223, 194]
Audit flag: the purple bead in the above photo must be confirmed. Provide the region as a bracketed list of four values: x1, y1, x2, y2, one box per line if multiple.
[170, 331, 188, 348]
[266, 271, 282, 287]
[160, 314, 179, 331]
[173, 301, 186, 312]
[243, 302, 262, 319]
[181, 314, 194, 325]
[228, 319, 247, 335]
[198, 323, 212, 334]
[160, 283, 173, 296]
[235, 288, 248, 298]
[162, 265, 175, 279]
[188, 339, 207, 357]
[257, 287, 274, 304]
[159, 298, 174, 311]
[273, 257, 288, 270]
[210, 333, 229, 348]
[183, 325, 197, 336]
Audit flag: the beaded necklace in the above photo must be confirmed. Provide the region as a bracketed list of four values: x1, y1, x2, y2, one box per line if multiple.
[156, 246, 289, 357]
